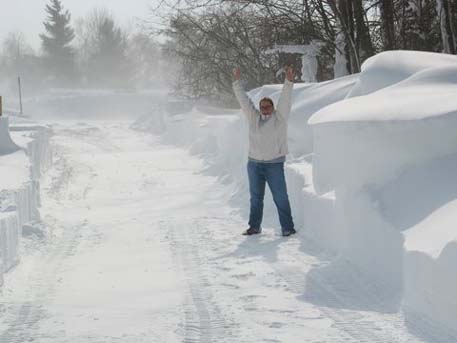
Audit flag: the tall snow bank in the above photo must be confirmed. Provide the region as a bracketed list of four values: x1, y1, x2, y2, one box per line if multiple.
[0, 213, 21, 274]
[0, 151, 30, 275]
[0, 121, 52, 281]
[285, 157, 339, 253]
[379, 153, 457, 339]
[310, 51, 457, 336]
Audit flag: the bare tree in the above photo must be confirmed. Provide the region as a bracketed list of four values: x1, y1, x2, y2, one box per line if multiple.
[127, 32, 162, 88]
[0, 32, 44, 92]
[1, 32, 34, 71]
[148, 0, 456, 103]
[436, 0, 456, 53]
[162, 4, 280, 101]
[379, 0, 396, 49]
[75, 9, 132, 88]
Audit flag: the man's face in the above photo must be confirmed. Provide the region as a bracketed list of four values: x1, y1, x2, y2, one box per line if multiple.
[260, 100, 274, 116]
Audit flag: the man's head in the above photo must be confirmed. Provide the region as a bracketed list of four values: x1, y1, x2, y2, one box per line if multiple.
[259, 97, 274, 116]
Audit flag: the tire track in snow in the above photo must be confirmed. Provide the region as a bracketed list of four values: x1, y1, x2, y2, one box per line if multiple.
[0, 217, 87, 343]
[163, 218, 238, 343]
[269, 242, 426, 343]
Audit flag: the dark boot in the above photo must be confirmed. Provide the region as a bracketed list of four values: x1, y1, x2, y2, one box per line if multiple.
[282, 228, 296, 237]
[242, 227, 262, 235]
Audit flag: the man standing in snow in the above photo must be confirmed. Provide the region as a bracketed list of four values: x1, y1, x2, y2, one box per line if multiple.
[232, 67, 296, 237]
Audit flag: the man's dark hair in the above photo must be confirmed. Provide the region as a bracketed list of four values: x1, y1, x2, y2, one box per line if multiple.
[259, 97, 274, 108]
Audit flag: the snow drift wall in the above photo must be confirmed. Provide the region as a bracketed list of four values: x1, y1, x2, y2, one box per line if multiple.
[0, 213, 21, 275]
[310, 52, 457, 336]
[380, 153, 457, 339]
[283, 157, 340, 253]
[0, 120, 52, 282]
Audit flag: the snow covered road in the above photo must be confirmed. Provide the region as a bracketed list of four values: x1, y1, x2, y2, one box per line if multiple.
[0, 121, 428, 342]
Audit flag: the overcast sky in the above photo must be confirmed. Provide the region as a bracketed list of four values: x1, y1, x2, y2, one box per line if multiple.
[1, 0, 157, 50]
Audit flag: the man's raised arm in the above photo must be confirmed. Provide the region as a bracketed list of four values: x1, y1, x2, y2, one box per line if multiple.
[232, 68, 257, 119]
[276, 66, 295, 121]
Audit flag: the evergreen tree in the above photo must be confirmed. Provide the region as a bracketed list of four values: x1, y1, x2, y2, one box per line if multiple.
[40, 0, 77, 85]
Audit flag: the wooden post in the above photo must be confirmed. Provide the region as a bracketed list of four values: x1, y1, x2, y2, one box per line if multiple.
[18, 77, 23, 115]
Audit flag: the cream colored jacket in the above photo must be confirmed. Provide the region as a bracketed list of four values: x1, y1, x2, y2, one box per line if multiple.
[233, 79, 293, 161]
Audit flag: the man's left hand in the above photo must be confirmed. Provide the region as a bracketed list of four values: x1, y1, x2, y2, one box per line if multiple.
[285, 66, 295, 82]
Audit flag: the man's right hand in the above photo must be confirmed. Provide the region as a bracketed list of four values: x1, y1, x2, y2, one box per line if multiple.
[232, 68, 241, 81]
[285, 66, 295, 82]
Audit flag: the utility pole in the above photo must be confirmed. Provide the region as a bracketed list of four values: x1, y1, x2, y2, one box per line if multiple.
[0, 95, 2, 117]
[18, 76, 23, 115]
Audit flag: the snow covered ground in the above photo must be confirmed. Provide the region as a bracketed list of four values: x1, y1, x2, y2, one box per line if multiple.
[0, 50, 456, 342]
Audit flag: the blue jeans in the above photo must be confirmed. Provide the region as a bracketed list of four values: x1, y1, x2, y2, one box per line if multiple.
[247, 160, 294, 233]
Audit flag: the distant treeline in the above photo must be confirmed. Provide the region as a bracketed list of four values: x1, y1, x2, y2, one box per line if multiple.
[0, 0, 162, 93]
[5, 0, 455, 101]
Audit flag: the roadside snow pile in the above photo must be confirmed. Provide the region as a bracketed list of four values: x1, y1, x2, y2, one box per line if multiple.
[0, 116, 52, 283]
[379, 154, 457, 336]
[309, 50, 457, 338]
